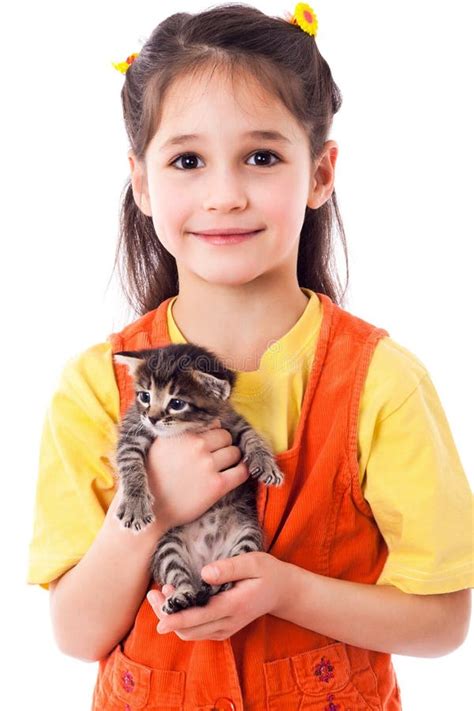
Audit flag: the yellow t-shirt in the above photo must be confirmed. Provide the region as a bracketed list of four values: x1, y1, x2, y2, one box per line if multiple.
[26, 289, 474, 594]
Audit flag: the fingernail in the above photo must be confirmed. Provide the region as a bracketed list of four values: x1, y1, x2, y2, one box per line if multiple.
[202, 566, 219, 579]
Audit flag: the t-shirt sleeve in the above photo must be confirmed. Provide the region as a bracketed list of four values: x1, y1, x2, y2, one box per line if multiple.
[363, 361, 474, 594]
[26, 341, 120, 591]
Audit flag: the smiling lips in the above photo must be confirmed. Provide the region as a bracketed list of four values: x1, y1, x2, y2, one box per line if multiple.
[192, 227, 264, 236]
[192, 229, 263, 245]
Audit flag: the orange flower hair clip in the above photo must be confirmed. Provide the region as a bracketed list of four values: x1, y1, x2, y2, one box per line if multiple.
[112, 3, 318, 75]
[284, 2, 318, 37]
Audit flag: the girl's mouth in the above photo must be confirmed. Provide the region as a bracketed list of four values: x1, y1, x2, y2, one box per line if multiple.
[191, 229, 263, 245]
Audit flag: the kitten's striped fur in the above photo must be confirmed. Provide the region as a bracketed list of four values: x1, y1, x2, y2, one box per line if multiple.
[113, 344, 284, 614]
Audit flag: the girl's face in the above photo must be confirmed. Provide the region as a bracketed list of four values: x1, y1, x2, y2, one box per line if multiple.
[130, 67, 336, 287]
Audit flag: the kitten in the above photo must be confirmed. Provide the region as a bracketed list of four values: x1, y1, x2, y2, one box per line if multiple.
[112, 343, 284, 614]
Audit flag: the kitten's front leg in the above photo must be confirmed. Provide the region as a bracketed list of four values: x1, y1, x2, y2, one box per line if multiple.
[238, 427, 284, 487]
[116, 459, 156, 532]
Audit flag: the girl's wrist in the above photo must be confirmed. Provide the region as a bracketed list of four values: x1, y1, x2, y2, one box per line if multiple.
[272, 560, 301, 618]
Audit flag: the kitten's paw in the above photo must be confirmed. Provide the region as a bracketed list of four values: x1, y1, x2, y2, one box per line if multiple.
[116, 494, 155, 532]
[195, 581, 213, 607]
[159, 579, 234, 614]
[217, 581, 234, 593]
[243, 450, 284, 487]
[196, 579, 233, 604]
[161, 589, 197, 614]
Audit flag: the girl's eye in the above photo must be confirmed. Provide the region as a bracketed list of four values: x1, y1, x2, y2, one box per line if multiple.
[169, 398, 186, 411]
[137, 391, 150, 405]
[170, 150, 280, 170]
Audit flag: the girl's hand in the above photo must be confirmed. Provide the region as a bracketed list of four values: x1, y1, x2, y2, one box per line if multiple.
[146, 552, 289, 641]
[146, 418, 250, 532]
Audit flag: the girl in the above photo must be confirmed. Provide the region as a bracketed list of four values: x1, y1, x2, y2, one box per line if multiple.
[27, 3, 473, 710]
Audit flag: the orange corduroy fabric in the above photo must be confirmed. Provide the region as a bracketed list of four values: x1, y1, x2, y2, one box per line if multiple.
[91, 292, 402, 711]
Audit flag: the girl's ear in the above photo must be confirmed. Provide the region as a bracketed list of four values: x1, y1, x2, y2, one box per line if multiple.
[128, 150, 152, 217]
[307, 140, 338, 209]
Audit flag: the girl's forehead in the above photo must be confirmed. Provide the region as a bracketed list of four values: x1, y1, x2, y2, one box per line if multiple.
[152, 69, 299, 146]
[167, 71, 278, 115]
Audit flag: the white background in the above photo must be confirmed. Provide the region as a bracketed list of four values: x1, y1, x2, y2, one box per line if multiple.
[2, 1, 472, 709]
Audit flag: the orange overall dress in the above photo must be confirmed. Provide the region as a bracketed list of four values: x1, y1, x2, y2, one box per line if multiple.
[91, 292, 402, 710]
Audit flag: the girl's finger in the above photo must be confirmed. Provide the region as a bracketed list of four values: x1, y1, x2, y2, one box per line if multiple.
[147, 590, 163, 607]
[147, 585, 176, 614]
[163, 609, 233, 639]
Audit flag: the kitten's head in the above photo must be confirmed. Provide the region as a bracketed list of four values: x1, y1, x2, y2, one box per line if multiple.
[113, 344, 236, 437]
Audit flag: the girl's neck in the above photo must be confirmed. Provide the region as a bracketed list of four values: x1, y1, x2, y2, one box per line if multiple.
[171, 276, 309, 372]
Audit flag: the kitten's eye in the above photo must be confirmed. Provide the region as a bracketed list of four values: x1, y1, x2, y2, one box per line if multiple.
[137, 391, 151, 405]
[169, 398, 186, 411]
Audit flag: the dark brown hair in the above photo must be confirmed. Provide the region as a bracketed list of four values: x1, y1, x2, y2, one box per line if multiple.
[111, 2, 349, 316]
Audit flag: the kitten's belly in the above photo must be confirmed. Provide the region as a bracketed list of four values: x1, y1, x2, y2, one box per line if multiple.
[181, 497, 251, 571]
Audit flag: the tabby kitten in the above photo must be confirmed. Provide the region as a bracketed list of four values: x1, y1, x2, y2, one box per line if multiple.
[113, 343, 284, 614]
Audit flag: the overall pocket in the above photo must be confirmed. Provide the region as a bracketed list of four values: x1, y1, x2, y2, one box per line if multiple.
[263, 641, 381, 711]
[93, 643, 186, 711]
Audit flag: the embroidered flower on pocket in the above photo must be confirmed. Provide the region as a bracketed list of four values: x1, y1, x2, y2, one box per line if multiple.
[121, 670, 135, 693]
[314, 656, 335, 683]
[325, 693, 351, 711]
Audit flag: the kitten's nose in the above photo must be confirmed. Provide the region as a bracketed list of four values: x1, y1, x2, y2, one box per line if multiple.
[148, 416, 159, 425]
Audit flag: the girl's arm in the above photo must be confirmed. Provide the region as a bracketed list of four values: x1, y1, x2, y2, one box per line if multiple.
[49, 488, 166, 662]
[274, 563, 471, 658]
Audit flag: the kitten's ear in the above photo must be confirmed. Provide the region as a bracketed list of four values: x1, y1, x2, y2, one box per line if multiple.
[192, 370, 231, 400]
[113, 351, 145, 379]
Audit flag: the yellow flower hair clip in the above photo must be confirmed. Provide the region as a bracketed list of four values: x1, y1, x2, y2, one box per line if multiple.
[284, 2, 318, 37]
[112, 52, 140, 75]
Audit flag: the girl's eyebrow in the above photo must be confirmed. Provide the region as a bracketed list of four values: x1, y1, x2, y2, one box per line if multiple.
[158, 129, 292, 152]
